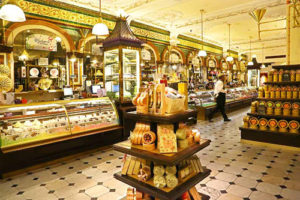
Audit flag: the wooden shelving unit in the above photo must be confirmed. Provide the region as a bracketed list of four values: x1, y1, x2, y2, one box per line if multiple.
[241, 64, 300, 147]
[247, 113, 300, 121]
[113, 110, 211, 200]
[263, 81, 300, 85]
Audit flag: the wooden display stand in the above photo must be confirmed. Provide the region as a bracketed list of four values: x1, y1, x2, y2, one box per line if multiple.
[113, 111, 211, 200]
[240, 64, 300, 148]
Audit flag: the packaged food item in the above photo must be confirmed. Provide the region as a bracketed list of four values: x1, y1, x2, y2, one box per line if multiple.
[143, 143, 155, 151]
[268, 119, 278, 131]
[243, 116, 250, 128]
[165, 165, 177, 175]
[165, 174, 178, 188]
[153, 165, 165, 176]
[289, 120, 299, 134]
[153, 175, 166, 188]
[142, 131, 156, 144]
[278, 120, 288, 133]
[259, 118, 268, 131]
[249, 117, 259, 129]
[178, 139, 188, 149]
[138, 166, 151, 181]
[176, 128, 187, 140]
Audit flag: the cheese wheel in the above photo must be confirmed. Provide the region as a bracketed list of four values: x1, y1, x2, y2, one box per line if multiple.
[143, 143, 155, 151]
[166, 166, 177, 175]
[165, 174, 178, 188]
[142, 131, 156, 144]
[153, 175, 166, 188]
[138, 131, 143, 145]
[178, 139, 188, 149]
[153, 165, 165, 176]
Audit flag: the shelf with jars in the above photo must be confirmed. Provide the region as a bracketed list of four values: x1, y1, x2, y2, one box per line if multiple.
[240, 64, 300, 147]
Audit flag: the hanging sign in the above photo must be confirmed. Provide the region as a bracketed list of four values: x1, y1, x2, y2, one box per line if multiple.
[26, 34, 57, 51]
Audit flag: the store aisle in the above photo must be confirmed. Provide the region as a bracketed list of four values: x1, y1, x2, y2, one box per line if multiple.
[0, 108, 299, 200]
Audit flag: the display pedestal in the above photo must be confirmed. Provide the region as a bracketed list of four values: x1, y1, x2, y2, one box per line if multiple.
[113, 110, 211, 200]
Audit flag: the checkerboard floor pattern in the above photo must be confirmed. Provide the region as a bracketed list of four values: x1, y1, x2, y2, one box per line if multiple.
[0, 107, 299, 200]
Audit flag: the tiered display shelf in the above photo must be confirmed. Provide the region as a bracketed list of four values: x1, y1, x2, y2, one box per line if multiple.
[240, 64, 300, 147]
[113, 111, 211, 200]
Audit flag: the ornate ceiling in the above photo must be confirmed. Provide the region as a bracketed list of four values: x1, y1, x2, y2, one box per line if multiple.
[54, 0, 288, 63]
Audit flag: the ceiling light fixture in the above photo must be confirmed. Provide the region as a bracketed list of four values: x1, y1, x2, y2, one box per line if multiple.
[19, 49, 29, 61]
[92, 0, 109, 36]
[226, 24, 233, 62]
[70, 53, 77, 62]
[248, 37, 254, 66]
[261, 43, 265, 68]
[0, 0, 26, 22]
[198, 9, 207, 57]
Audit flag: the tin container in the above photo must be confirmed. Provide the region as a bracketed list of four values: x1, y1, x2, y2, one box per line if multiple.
[243, 116, 250, 128]
[259, 118, 268, 131]
[281, 87, 286, 99]
[278, 69, 283, 82]
[275, 87, 281, 99]
[290, 70, 296, 82]
[278, 120, 288, 133]
[292, 103, 299, 117]
[268, 119, 278, 132]
[268, 71, 273, 82]
[289, 120, 299, 134]
[296, 70, 300, 81]
[292, 87, 298, 99]
[265, 90, 270, 99]
[273, 71, 278, 82]
[249, 117, 258, 129]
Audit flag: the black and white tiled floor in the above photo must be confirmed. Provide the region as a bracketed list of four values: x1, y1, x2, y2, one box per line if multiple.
[0, 108, 299, 200]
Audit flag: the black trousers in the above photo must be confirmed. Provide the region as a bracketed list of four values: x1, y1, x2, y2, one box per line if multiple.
[208, 92, 228, 120]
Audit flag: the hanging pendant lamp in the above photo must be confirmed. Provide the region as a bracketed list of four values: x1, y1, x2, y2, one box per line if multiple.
[0, 0, 26, 22]
[261, 44, 265, 68]
[248, 37, 254, 66]
[226, 24, 233, 62]
[198, 9, 207, 57]
[92, 0, 109, 36]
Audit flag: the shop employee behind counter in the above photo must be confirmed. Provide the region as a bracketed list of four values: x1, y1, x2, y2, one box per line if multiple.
[208, 74, 231, 122]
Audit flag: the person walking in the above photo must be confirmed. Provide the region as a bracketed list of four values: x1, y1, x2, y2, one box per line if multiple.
[208, 74, 231, 122]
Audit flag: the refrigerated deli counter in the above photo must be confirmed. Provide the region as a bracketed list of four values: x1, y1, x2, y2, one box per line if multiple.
[0, 97, 122, 176]
[189, 87, 257, 120]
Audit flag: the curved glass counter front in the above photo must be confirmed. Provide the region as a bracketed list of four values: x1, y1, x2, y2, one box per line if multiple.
[0, 97, 119, 151]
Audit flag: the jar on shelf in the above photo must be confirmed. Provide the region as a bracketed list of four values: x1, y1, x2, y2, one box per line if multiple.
[289, 120, 299, 134]
[258, 87, 264, 98]
[292, 102, 299, 116]
[273, 70, 278, 82]
[278, 69, 283, 82]
[292, 86, 298, 99]
[286, 86, 292, 99]
[251, 101, 258, 113]
[266, 101, 274, 115]
[282, 102, 291, 116]
[281, 87, 287, 99]
[270, 87, 275, 99]
[243, 116, 250, 128]
[290, 70, 296, 82]
[268, 71, 273, 82]
[275, 87, 281, 99]
[249, 117, 259, 129]
[259, 118, 268, 131]
[296, 70, 300, 81]
[268, 119, 278, 132]
[274, 101, 282, 115]
[265, 90, 270, 99]
[278, 120, 288, 133]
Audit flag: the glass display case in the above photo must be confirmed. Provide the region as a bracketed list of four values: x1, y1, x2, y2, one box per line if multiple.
[189, 87, 257, 108]
[0, 97, 119, 150]
[248, 69, 260, 87]
[122, 49, 140, 102]
[104, 49, 120, 99]
[104, 48, 140, 102]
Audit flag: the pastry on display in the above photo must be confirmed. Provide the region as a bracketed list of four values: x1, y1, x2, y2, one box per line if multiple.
[138, 166, 151, 181]
[166, 165, 177, 175]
